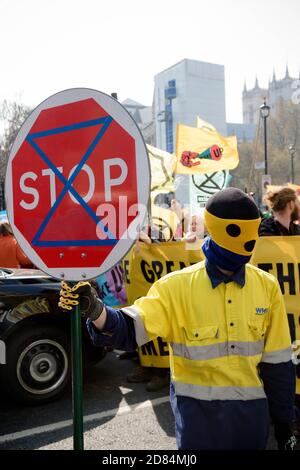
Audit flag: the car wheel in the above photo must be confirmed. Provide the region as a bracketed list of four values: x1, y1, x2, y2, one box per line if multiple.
[1, 325, 70, 404]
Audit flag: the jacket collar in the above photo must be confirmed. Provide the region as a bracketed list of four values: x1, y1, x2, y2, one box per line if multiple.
[205, 260, 246, 289]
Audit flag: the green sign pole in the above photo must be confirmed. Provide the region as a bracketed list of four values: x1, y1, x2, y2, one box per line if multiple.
[71, 303, 84, 450]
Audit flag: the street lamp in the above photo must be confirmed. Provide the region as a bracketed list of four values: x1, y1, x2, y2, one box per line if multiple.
[260, 99, 270, 175]
[288, 144, 296, 183]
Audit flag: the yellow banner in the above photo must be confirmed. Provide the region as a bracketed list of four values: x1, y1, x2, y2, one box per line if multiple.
[251, 236, 300, 395]
[176, 123, 239, 174]
[122, 239, 300, 393]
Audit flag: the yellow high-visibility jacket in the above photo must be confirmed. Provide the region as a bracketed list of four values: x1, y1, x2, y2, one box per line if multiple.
[124, 261, 292, 400]
[87, 260, 295, 449]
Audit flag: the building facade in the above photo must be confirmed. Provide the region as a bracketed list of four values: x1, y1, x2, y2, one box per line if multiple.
[243, 66, 297, 124]
[154, 59, 226, 153]
[154, 59, 227, 204]
[122, 98, 156, 146]
[226, 122, 256, 143]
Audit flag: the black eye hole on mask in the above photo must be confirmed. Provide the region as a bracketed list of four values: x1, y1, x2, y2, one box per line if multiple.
[244, 240, 256, 252]
[226, 224, 241, 237]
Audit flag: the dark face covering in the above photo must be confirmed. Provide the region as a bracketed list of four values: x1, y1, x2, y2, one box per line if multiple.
[202, 236, 253, 272]
[203, 188, 261, 272]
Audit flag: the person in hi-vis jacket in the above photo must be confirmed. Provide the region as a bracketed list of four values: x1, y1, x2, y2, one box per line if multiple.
[59, 188, 296, 450]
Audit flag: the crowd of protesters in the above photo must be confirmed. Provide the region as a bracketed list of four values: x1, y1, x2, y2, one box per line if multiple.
[1, 185, 300, 446]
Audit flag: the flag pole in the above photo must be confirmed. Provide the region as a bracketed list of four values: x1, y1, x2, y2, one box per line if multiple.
[71, 302, 84, 450]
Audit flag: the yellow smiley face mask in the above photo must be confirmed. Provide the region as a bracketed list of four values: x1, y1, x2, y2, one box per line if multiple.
[204, 188, 261, 257]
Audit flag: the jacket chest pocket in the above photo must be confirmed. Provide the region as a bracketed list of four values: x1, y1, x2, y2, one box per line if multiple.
[183, 325, 219, 342]
[248, 320, 266, 342]
[177, 325, 219, 361]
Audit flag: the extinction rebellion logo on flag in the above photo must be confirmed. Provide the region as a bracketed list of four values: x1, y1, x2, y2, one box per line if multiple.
[189, 170, 230, 211]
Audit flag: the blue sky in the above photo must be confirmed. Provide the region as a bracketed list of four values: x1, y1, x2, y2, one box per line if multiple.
[1, 0, 300, 123]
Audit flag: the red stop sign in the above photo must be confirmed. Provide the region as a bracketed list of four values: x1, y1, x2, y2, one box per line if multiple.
[6, 89, 150, 280]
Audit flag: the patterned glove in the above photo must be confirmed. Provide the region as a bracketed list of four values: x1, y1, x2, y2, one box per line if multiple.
[58, 281, 104, 321]
[274, 422, 297, 450]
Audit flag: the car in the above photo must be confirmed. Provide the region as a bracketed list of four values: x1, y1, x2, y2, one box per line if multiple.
[0, 267, 106, 405]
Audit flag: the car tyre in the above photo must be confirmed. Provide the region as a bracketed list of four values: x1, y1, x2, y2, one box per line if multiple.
[1, 324, 71, 405]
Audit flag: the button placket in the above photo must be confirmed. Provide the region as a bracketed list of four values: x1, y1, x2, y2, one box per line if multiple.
[225, 284, 239, 367]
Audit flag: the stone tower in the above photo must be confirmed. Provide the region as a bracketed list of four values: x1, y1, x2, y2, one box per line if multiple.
[243, 66, 296, 124]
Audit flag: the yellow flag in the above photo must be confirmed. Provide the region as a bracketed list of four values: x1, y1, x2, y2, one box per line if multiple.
[147, 144, 176, 193]
[176, 123, 239, 174]
[196, 116, 217, 132]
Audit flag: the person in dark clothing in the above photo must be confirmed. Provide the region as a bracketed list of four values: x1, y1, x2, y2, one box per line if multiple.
[259, 186, 300, 236]
[59, 188, 297, 450]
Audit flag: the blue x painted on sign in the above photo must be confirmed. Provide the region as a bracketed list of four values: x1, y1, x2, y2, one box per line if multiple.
[26, 116, 118, 247]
